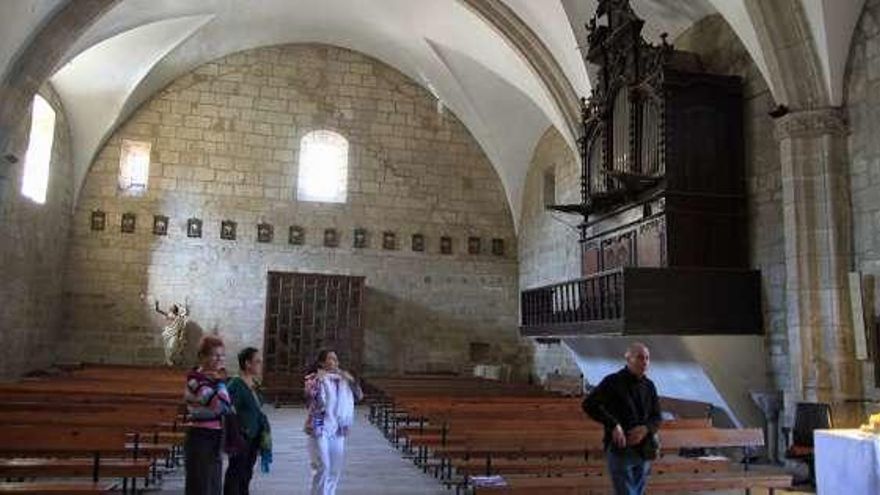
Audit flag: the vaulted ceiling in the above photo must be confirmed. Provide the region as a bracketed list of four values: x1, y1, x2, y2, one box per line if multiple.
[0, 0, 867, 228]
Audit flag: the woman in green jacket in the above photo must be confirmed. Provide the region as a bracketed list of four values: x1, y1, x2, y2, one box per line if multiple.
[224, 347, 272, 495]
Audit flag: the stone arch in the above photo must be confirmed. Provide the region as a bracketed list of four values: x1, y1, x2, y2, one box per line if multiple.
[0, 0, 120, 164]
[744, 0, 830, 108]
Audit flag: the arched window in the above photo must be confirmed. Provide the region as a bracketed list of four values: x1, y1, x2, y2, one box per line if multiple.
[21, 95, 56, 204]
[296, 130, 349, 203]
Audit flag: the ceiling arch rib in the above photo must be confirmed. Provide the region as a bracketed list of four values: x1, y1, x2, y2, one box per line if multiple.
[707, 0, 780, 103]
[50, 15, 214, 202]
[461, 0, 582, 147]
[426, 39, 551, 223]
[0, 0, 65, 84]
[801, 0, 865, 106]
[0, 0, 120, 166]
[500, 0, 590, 99]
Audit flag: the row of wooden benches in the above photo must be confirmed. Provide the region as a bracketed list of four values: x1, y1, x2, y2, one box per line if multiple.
[365, 375, 793, 495]
[0, 363, 187, 494]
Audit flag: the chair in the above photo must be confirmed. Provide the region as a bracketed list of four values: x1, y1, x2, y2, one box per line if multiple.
[784, 402, 832, 484]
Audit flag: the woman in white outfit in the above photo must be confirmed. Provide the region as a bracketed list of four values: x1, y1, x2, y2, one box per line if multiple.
[303, 350, 363, 495]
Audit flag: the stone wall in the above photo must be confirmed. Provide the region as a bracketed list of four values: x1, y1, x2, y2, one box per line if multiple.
[0, 84, 74, 379]
[517, 127, 582, 381]
[846, 0, 880, 396]
[517, 127, 581, 289]
[62, 44, 527, 376]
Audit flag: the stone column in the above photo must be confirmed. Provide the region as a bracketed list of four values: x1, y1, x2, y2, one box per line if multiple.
[775, 107, 863, 426]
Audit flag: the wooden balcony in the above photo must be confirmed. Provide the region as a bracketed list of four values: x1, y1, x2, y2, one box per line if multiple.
[520, 267, 762, 337]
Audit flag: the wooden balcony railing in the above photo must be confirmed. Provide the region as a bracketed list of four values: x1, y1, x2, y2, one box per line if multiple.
[521, 269, 624, 328]
[520, 267, 763, 337]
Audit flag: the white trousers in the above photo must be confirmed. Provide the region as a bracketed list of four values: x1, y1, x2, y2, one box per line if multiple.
[307, 434, 346, 495]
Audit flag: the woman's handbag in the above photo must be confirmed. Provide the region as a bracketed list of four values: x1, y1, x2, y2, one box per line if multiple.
[222, 413, 248, 455]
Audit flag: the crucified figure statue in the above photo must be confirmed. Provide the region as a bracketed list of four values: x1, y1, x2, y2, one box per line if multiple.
[155, 300, 189, 366]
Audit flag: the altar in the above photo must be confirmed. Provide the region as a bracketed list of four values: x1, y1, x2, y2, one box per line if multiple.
[815, 429, 880, 494]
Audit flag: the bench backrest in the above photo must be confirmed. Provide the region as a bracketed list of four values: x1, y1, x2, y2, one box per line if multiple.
[0, 401, 180, 416]
[0, 425, 128, 453]
[433, 417, 711, 434]
[459, 427, 763, 453]
[0, 381, 182, 398]
[0, 391, 181, 405]
[0, 410, 177, 429]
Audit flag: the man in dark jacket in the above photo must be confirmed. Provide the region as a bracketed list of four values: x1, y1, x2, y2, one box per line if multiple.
[582, 342, 661, 495]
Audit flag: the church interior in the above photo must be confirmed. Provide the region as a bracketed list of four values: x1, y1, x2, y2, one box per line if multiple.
[1, 0, 879, 493]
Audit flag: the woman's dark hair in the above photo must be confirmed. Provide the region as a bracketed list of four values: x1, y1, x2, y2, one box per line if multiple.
[170, 304, 179, 315]
[238, 347, 259, 371]
[305, 349, 335, 375]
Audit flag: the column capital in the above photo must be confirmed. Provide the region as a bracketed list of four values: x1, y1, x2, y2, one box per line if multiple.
[774, 107, 847, 140]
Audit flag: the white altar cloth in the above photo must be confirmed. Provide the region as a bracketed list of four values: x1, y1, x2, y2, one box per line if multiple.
[815, 429, 880, 495]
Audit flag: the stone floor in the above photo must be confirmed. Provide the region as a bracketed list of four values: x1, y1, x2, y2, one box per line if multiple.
[160, 406, 448, 494]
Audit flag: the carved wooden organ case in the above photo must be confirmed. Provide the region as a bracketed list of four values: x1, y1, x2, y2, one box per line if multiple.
[522, 0, 759, 336]
[568, 0, 745, 276]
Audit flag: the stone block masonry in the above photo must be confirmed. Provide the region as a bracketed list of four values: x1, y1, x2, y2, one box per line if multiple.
[848, 0, 880, 399]
[517, 127, 582, 382]
[63, 44, 528, 377]
[0, 85, 74, 379]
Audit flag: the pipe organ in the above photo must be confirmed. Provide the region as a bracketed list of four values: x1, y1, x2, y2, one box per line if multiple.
[521, 0, 761, 337]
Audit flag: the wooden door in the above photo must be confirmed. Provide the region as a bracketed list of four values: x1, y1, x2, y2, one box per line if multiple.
[262, 272, 365, 399]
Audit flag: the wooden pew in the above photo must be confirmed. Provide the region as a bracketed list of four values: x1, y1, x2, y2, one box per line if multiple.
[0, 409, 184, 457]
[0, 401, 185, 448]
[400, 417, 710, 436]
[0, 364, 191, 492]
[454, 454, 732, 477]
[59, 363, 185, 376]
[435, 428, 764, 459]
[401, 417, 712, 458]
[365, 375, 789, 494]
[0, 381, 182, 401]
[387, 399, 709, 450]
[0, 392, 179, 406]
[0, 407, 180, 429]
[0, 425, 148, 494]
[378, 398, 584, 439]
[0, 482, 117, 494]
[404, 417, 716, 478]
[0, 402, 180, 415]
[367, 378, 712, 442]
[471, 471, 793, 494]
[450, 428, 786, 494]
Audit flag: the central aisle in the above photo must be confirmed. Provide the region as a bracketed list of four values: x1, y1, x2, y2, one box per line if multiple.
[162, 406, 448, 494]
